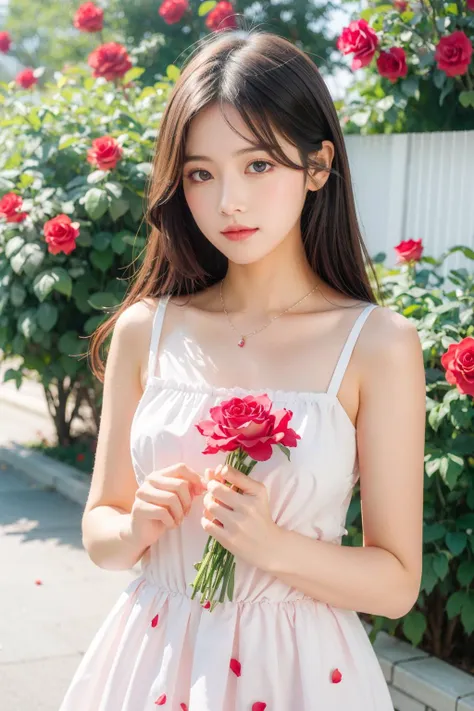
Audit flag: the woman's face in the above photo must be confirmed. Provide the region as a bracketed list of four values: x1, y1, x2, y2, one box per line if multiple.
[182, 103, 325, 265]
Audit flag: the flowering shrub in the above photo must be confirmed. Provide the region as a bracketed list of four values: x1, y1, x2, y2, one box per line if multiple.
[0, 61, 173, 444]
[336, 1, 474, 133]
[346, 241, 474, 672]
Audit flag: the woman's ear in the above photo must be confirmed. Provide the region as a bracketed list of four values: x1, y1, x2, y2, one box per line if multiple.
[306, 140, 334, 192]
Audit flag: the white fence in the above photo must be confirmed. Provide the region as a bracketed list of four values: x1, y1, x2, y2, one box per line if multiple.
[345, 130, 474, 273]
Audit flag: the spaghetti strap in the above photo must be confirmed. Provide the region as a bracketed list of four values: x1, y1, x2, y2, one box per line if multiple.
[326, 303, 379, 397]
[147, 294, 171, 384]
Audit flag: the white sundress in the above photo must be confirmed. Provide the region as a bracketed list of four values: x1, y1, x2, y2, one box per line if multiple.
[59, 294, 395, 711]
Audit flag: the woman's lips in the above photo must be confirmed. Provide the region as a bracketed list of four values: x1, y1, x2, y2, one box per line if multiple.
[221, 228, 259, 241]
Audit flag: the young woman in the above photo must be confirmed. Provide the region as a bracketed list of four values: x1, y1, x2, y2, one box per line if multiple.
[59, 28, 426, 711]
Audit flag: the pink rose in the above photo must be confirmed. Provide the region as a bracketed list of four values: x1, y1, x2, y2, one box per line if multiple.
[393, 0, 408, 10]
[87, 136, 123, 171]
[158, 0, 189, 24]
[435, 31, 473, 77]
[337, 19, 379, 70]
[196, 393, 300, 461]
[441, 337, 474, 397]
[43, 214, 80, 255]
[73, 2, 104, 33]
[15, 68, 37, 89]
[377, 47, 408, 82]
[205, 1, 238, 32]
[87, 42, 133, 81]
[0, 193, 28, 223]
[394, 238, 423, 263]
[0, 31, 12, 54]
[467, 0, 474, 11]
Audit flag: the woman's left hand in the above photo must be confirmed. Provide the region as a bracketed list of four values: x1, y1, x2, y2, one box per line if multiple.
[201, 464, 281, 571]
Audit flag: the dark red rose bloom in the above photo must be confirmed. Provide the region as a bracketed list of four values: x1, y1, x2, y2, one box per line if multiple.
[196, 393, 300, 462]
[435, 31, 473, 77]
[394, 238, 423, 263]
[73, 2, 104, 32]
[87, 42, 133, 81]
[16, 68, 38, 89]
[337, 19, 379, 70]
[87, 136, 123, 170]
[377, 47, 408, 82]
[0, 192, 28, 223]
[441, 338, 474, 397]
[205, 1, 238, 32]
[393, 0, 408, 10]
[0, 31, 12, 53]
[43, 214, 80, 255]
[158, 0, 189, 24]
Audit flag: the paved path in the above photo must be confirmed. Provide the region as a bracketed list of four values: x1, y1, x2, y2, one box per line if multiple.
[0, 398, 138, 710]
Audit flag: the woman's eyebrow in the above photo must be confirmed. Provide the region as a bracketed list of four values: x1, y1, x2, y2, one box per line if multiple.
[183, 144, 268, 164]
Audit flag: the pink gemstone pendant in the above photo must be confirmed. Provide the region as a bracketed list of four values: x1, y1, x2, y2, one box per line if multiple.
[237, 336, 246, 348]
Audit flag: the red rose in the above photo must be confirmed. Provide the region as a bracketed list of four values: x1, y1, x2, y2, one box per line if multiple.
[87, 136, 123, 171]
[158, 0, 189, 24]
[468, 0, 474, 10]
[43, 214, 80, 255]
[15, 68, 38, 89]
[394, 238, 423, 263]
[0, 31, 12, 53]
[73, 2, 104, 33]
[0, 192, 28, 223]
[87, 42, 133, 81]
[377, 47, 408, 82]
[196, 393, 300, 461]
[435, 31, 473, 77]
[205, 1, 238, 32]
[393, 0, 408, 10]
[337, 19, 379, 70]
[441, 337, 474, 397]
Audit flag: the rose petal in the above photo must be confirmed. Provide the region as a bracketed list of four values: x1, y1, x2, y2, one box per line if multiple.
[331, 668, 343, 683]
[252, 703, 267, 711]
[155, 694, 166, 705]
[230, 657, 241, 676]
[151, 614, 159, 628]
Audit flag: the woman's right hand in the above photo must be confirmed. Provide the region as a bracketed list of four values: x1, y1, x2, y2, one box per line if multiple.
[125, 463, 207, 550]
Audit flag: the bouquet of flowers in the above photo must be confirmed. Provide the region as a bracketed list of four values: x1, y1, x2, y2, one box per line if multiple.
[190, 393, 300, 611]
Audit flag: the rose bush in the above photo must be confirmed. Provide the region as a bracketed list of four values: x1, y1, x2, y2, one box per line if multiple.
[336, 0, 474, 133]
[345, 241, 474, 673]
[0, 60, 175, 444]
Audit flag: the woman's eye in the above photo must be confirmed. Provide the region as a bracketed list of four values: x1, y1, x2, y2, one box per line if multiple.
[186, 160, 274, 183]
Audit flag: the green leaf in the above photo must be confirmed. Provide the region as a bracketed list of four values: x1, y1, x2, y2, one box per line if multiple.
[5, 236, 25, 260]
[84, 188, 109, 220]
[10, 282, 27, 307]
[432, 552, 449, 580]
[111, 232, 127, 254]
[461, 595, 474, 635]
[58, 331, 84, 357]
[109, 197, 129, 221]
[276, 443, 291, 460]
[457, 561, 474, 587]
[445, 532, 467, 556]
[17, 310, 38, 339]
[90, 248, 114, 272]
[198, 0, 217, 15]
[423, 522, 446, 542]
[87, 170, 108, 185]
[401, 77, 419, 98]
[93, 231, 112, 251]
[84, 314, 107, 335]
[402, 610, 426, 647]
[459, 91, 474, 108]
[123, 67, 145, 84]
[37, 302, 58, 331]
[88, 291, 120, 310]
[420, 555, 438, 595]
[446, 590, 467, 618]
[166, 65, 181, 82]
[105, 181, 123, 199]
[33, 267, 72, 302]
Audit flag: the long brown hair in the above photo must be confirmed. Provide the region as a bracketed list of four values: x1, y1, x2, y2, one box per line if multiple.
[89, 28, 381, 382]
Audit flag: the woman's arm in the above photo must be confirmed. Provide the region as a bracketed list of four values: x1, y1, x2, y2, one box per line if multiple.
[267, 307, 426, 619]
[82, 301, 159, 570]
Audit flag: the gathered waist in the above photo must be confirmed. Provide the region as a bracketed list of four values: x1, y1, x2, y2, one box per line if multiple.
[137, 572, 317, 606]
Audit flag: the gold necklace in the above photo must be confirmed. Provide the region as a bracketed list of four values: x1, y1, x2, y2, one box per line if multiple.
[219, 279, 320, 348]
